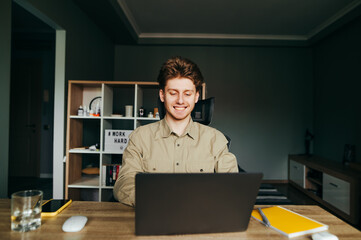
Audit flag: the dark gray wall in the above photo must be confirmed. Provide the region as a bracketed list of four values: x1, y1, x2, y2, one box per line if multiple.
[114, 45, 313, 179]
[313, 15, 361, 163]
[0, 0, 11, 198]
[24, 0, 114, 81]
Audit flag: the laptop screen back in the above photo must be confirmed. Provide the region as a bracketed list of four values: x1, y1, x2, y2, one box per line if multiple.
[135, 172, 263, 235]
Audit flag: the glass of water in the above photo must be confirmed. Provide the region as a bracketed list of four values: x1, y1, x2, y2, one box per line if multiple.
[11, 190, 43, 232]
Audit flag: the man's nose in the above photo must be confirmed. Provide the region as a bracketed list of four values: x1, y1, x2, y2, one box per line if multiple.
[177, 94, 184, 104]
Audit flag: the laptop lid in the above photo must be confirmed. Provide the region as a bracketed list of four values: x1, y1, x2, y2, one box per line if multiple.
[135, 172, 263, 235]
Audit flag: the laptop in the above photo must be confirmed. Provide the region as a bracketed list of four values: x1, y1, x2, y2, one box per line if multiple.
[135, 172, 263, 235]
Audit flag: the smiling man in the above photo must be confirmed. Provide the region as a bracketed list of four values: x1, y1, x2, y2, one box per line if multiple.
[113, 56, 238, 206]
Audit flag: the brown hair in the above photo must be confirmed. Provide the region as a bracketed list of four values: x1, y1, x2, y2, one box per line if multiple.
[157, 56, 204, 92]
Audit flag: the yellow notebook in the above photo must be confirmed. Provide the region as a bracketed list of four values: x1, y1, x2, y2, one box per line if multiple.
[252, 206, 328, 238]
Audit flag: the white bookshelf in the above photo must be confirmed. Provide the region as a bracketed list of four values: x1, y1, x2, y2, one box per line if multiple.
[65, 81, 160, 201]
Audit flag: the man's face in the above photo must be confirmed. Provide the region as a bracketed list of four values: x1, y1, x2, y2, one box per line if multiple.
[159, 77, 199, 122]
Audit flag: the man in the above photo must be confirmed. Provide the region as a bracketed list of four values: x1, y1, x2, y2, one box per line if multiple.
[113, 56, 238, 206]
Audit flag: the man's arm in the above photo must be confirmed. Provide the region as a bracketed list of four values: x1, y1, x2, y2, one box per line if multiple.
[214, 133, 239, 172]
[113, 137, 143, 206]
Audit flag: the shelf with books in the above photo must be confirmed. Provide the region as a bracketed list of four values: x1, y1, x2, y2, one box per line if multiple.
[101, 164, 121, 187]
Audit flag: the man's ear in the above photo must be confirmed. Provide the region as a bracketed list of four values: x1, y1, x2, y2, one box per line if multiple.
[159, 89, 165, 102]
[195, 91, 200, 103]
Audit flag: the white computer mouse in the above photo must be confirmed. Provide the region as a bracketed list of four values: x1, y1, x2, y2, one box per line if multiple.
[312, 232, 338, 240]
[62, 215, 88, 232]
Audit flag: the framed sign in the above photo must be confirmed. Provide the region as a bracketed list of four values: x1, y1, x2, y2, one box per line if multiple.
[104, 130, 132, 153]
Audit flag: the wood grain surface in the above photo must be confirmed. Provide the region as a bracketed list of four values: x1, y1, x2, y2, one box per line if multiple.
[0, 200, 360, 239]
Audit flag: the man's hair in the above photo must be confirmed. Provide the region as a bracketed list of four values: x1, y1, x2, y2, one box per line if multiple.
[157, 56, 204, 92]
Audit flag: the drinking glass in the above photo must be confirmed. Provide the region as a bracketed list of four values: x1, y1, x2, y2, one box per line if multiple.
[11, 190, 43, 232]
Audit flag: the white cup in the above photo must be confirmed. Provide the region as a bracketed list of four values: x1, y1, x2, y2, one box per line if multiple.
[125, 105, 133, 117]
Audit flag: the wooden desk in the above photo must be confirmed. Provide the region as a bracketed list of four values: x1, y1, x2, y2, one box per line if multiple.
[0, 200, 360, 239]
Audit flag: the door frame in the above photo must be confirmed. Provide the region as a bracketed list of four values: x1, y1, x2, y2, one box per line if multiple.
[53, 30, 66, 199]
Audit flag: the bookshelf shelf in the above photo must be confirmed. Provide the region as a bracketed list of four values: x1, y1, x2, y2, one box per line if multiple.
[69, 149, 100, 154]
[70, 116, 101, 119]
[103, 116, 135, 120]
[136, 117, 160, 121]
[102, 152, 123, 155]
[68, 176, 99, 188]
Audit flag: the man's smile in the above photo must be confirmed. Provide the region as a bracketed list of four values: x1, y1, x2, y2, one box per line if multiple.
[174, 106, 187, 111]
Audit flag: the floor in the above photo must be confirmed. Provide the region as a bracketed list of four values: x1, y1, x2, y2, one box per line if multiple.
[8, 177, 53, 200]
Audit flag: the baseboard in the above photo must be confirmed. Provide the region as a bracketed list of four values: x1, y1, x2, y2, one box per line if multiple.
[40, 173, 53, 178]
[262, 180, 289, 184]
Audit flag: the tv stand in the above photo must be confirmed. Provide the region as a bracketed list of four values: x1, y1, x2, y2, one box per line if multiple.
[288, 154, 361, 226]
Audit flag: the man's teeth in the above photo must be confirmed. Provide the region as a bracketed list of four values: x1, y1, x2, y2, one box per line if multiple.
[174, 106, 186, 110]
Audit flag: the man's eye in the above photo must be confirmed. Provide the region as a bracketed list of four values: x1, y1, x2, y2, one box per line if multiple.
[169, 92, 176, 95]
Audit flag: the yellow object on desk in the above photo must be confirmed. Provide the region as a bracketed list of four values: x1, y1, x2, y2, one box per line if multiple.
[41, 199, 72, 217]
[252, 206, 328, 238]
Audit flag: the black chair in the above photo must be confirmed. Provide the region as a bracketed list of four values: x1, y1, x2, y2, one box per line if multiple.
[157, 97, 245, 172]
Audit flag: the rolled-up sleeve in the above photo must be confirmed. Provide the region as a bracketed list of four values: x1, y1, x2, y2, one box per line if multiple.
[211, 131, 238, 173]
[113, 135, 143, 207]
[215, 144, 239, 173]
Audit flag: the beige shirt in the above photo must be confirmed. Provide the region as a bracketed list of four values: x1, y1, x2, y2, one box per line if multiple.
[113, 119, 238, 206]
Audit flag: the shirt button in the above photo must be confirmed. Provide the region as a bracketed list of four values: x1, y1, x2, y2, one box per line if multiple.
[177, 144, 180, 147]
[153, 168, 156, 171]
[200, 169, 203, 172]
[176, 163, 179, 166]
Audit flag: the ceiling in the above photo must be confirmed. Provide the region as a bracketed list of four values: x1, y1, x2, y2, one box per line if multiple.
[74, 0, 361, 46]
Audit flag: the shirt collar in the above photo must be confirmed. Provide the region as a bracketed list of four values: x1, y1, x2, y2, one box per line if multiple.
[158, 118, 197, 140]
[184, 119, 197, 140]
[159, 118, 172, 138]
